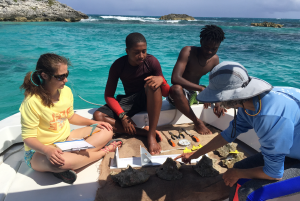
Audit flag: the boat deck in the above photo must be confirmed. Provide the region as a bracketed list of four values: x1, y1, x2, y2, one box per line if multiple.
[0, 101, 298, 201]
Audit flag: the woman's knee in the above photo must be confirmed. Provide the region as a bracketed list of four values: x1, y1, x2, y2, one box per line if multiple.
[101, 128, 114, 139]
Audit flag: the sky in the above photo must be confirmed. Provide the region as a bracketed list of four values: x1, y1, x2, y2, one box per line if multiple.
[59, 0, 300, 19]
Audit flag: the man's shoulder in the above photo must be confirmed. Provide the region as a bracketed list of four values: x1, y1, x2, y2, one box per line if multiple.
[145, 54, 160, 66]
[181, 46, 194, 54]
[145, 54, 158, 62]
[112, 55, 127, 65]
[179, 46, 197, 61]
[110, 55, 128, 72]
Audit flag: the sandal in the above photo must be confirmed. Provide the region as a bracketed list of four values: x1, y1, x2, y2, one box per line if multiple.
[101, 140, 123, 154]
[105, 139, 123, 147]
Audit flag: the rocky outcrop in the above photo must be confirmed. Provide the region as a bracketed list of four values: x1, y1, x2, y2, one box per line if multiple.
[0, 0, 88, 22]
[159, 14, 195, 21]
[251, 22, 283, 28]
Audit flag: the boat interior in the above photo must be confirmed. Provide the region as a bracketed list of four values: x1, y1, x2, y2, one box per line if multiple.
[0, 101, 299, 201]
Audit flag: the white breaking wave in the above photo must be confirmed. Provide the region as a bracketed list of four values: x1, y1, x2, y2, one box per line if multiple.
[99, 15, 198, 23]
[80, 15, 201, 23]
[100, 15, 160, 22]
[80, 18, 98, 22]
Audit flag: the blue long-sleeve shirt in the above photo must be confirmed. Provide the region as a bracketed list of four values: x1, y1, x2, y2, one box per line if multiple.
[221, 87, 300, 178]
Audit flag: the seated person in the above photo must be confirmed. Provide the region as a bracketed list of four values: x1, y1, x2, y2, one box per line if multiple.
[175, 61, 300, 201]
[93, 32, 170, 155]
[20, 53, 121, 184]
[168, 25, 226, 135]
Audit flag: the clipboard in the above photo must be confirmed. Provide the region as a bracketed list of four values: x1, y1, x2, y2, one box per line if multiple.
[54, 139, 95, 152]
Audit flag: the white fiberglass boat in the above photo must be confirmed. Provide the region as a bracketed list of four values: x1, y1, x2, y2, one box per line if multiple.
[0, 100, 298, 201]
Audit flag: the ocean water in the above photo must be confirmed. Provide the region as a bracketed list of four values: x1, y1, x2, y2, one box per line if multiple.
[0, 15, 300, 121]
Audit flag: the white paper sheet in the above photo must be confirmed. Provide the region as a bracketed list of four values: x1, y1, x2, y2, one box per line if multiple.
[54, 139, 95, 152]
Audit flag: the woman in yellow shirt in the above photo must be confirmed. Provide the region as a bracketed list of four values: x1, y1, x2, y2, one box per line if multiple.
[19, 53, 121, 184]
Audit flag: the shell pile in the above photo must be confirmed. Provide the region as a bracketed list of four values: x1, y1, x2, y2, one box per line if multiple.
[215, 142, 238, 157]
[222, 152, 245, 168]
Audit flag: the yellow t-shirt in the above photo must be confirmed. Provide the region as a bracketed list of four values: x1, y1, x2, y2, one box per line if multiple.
[20, 86, 74, 151]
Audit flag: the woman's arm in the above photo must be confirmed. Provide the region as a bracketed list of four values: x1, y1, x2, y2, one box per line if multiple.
[68, 113, 112, 130]
[24, 137, 65, 166]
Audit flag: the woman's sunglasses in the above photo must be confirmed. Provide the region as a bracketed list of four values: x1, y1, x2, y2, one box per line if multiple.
[52, 70, 69, 81]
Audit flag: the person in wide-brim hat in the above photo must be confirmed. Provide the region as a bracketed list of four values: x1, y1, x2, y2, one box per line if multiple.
[175, 61, 300, 200]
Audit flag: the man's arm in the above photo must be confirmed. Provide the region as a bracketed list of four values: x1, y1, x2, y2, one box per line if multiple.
[145, 55, 170, 96]
[174, 134, 228, 162]
[104, 62, 124, 116]
[223, 166, 280, 187]
[171, 46, 205, 91]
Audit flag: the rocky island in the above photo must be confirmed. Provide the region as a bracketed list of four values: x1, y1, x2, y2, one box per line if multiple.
[251, 21, 283, 28]
[159, 14, 195, 21]
[0, 0, 88, 22]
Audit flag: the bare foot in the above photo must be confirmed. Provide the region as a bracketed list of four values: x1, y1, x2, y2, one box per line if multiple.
[194, 120, 212, 135]
[143, 126, 162, 142]
[148, 136, 161, 155]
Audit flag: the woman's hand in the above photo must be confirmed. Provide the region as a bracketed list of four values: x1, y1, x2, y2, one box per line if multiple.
[174, 152, 195, 164]
[44, 146, 65, 166]
[95, 121, 113, 131]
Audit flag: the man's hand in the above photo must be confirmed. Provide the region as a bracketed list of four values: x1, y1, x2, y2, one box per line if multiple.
[213, 103, 227, 118]
[199, 85, 206, 92]
[222, 168, 240, 187]
[204, 103, 211, 109]
[121, 115, 137, 135]
[44, 146, 65, 166]
[144, 76, 163, 90]
[174, 152, 195, 164]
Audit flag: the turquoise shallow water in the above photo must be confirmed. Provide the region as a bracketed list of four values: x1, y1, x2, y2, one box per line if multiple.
[0, 15, 300, 121]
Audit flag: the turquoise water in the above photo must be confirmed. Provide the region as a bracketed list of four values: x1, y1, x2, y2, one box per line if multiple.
[0, 15, 300, 121]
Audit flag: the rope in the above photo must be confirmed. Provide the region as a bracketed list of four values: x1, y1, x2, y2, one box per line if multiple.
[69, 80, 104, 106]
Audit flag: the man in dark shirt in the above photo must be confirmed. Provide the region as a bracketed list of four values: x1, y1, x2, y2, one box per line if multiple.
[168, 25, 226, 135]
[93, 33, 170, 155]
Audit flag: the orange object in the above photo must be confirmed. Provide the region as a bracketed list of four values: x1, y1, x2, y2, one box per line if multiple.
[192, 136, 200, 142]
[233, 183, 241, 201]
[161, 131, 176, 147]
[181, 128, 200, 142]
[91, 130, 100, 135]
[168, 139, 176, 147]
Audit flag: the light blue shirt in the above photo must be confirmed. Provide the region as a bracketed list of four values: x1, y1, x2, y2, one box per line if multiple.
[221, 87, 300, 178]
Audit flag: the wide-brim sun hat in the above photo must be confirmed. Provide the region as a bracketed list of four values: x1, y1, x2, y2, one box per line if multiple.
[197, 61, 273, 103]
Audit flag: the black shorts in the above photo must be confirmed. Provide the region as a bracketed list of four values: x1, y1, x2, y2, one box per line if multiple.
[97, 89, 147, 120]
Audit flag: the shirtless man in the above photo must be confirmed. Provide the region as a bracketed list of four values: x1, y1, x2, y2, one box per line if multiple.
[93, 33, 170, 155]
[168, 25, 226, 134]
